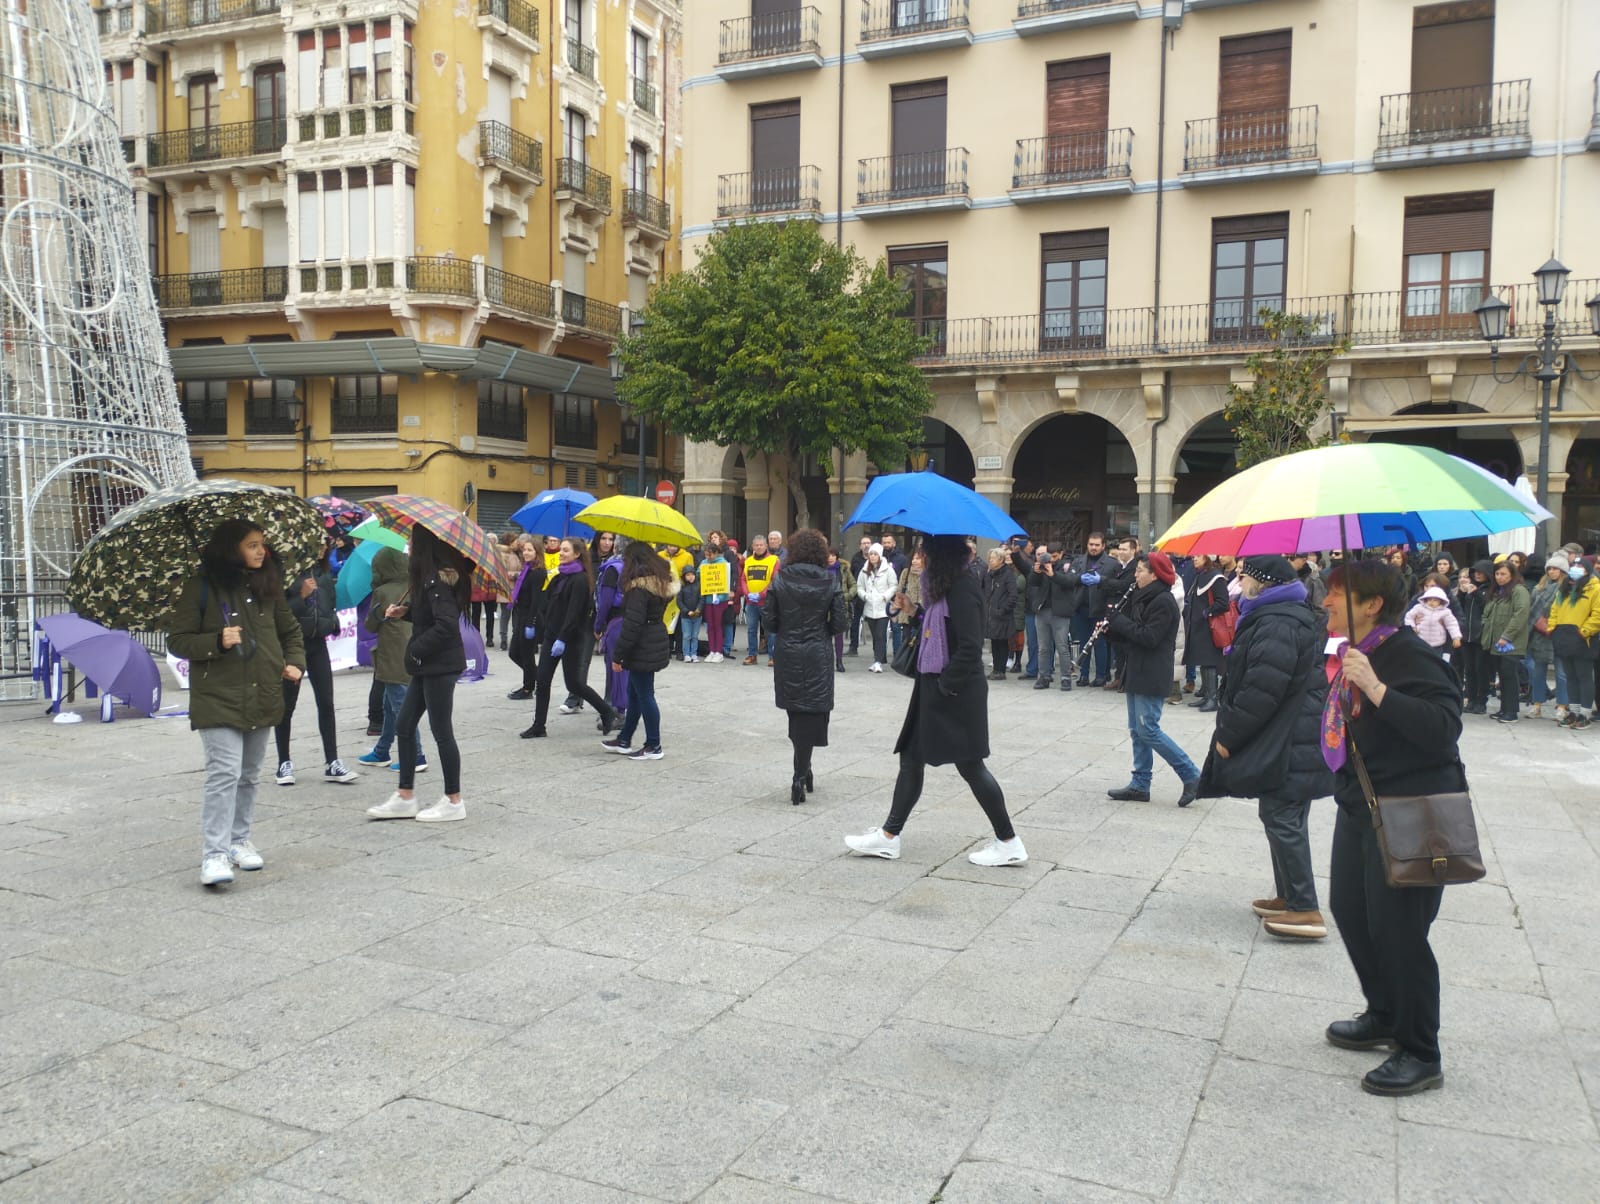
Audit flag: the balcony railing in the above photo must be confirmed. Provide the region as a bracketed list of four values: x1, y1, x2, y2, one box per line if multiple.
[147, 0, 281, 34]
[567, 39, 597, 80]
[861, 0, 969, 42]
[154, 267, 288, 309]
[1017, 0, 1127, 13]
[1377, 80, 1530, 149]
[484, 266, 555, 322]
[299, 261, 401, 293]
[562, 290, 623, 337]
[478, 121, 543, 181]
[554, 158, 613, 213]
[148, 118, 285, 167]
[296, 103, 415, 143]
[1183, 106, 1318, 172]
[633, 77, 657, 114]
[406, 256, 477, 299]
[1013, 129, 1133, 187]
[719, 7, 822, 64]
[718, 167, 822, 219]
[913, 279, 1600, 367]
[622, 189, 671, 233]
[858, 148, 968, 206]
[95, 4, 135, 35]
[478, 0, 538, 42]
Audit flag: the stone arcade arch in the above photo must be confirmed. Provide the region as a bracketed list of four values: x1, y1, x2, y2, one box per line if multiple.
[1565, 437, 1600, 552]
[1172, 413, 1240, 528]
[1366, 403, 1524, 482]
[1006, 414, 1139, 553]
[908, 418, 975, 488]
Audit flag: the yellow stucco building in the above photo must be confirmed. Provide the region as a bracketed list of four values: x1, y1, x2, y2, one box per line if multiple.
[96, 0, 682, 533]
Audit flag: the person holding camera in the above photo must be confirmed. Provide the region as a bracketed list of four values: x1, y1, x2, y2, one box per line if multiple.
[1026, 546, 1080, 692]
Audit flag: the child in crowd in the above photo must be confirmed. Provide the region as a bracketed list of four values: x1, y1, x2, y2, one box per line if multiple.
[678, 563, 703, 662]
[1406, 584, 1463, 658]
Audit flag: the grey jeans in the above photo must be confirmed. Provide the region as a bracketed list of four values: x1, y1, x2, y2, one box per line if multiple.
[1035, 614, 1074, 681]
[1259, 793, 1318, 912]
[199, 726, 270, 859]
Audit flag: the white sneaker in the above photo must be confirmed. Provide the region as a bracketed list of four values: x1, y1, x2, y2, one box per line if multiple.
[968, 836, 1028, 867]
[274, 760, 295, 786]
[707, 652, 721, 663]
[869, 662, 884, 674]
[844, 828, 901, 859]
[324, 759, 358, 784]
[200, 854, 234, 885]
[1554, 705, 1570, 722]
[559, 701, 584, 715]
[228, 840, 264, 871]
[416, 797, 465, 823]
[367, 792, 420, 819]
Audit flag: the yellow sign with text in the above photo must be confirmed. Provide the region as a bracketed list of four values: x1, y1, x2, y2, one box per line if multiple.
[698, 561, 730, 597]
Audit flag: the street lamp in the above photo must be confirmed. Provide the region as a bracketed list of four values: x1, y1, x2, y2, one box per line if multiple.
[285, 393, 310, 498]
[609, 314, 649, 496]
[1473, 259, 1600, 560]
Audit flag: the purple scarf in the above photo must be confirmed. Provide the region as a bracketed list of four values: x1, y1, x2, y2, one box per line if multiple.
[1238, 579, 1307, 619]
[917, 579, 951, 674]
[556, 560, 584, 575]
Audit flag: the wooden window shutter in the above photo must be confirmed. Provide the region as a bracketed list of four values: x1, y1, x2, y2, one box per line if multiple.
[1411, 2, 1493, 93]
[1402, 192, 1492, 254]
[1218, 30, 1291, 116]
[1042, 229, 1109, 262]
[1046, 56, 1109, 140]
[298, 31, 316, 52]
[1213, 211, 1289, 242]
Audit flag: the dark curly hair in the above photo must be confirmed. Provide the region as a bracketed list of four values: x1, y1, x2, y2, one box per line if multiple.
[922, 534, 971, 603]
[785, 528, 828, 568]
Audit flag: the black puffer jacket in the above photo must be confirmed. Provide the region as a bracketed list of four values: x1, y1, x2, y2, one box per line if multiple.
[1106, 579, 1180, 697]
[1198, 589, 1333, 803]
[767, 562, 847, 715]
[404, 569, 466, 677]
[983, 564, 1017, 640]
[1457, 561, 1492, 643]
[614, 575, 677, 673]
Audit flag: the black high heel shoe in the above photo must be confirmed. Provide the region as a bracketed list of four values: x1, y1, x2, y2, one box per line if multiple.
[805, 771, 814, 794]
[790, 778, 806, 805]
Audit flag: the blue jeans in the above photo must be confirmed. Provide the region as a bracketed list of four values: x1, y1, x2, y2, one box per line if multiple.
[1073, 612, 1108, 681]
[680, 615, 702, 659]
[1023, 613, 1038, 676]
[1525, 655, 1552, 704]
[619, 670, 660, 748]
[746, 599, 768, 656]
[890, 619, 906, 657]
[1126, 692, 1199, 791]
[373, 681, 425, 763]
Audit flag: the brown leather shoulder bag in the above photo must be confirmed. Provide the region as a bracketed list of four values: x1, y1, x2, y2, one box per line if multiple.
[1347, 734, 1485, 888]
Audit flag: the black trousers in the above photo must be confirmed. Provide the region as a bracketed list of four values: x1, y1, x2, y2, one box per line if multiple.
[1461, 642, 1492, 707]
[470, 600, 496, 643]
[276, 635, 337, 765]
[397, 674, 459, 795]
[848, 596, 866, 650]
[1494, 652, 1521, 718]
[1329, 805, 1444, 1062]
[989, 638, 1009, 674]
[883, 752, 1014, 842]
[533, 641, 611, 729]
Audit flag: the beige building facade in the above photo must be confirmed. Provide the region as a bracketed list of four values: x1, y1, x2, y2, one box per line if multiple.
[679, 0, 1600, 555]
[95, 0, 683, 533]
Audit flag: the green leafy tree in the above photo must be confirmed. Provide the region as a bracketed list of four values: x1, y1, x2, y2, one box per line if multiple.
[614, 220, 934, 528]
[1224, 309, 1353, 469]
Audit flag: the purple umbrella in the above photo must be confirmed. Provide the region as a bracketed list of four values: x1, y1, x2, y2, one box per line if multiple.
[35, 613, 162, 717]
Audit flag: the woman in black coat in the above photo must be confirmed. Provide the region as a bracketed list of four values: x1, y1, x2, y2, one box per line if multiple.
[765, 528, 848, 803]
[1184, 554, 1230, 709]
[982, 546, 1018, 680]
[843, 536, 1026, 867]
[505, 535, 542, 700]
[522, 536, 617, 739]
[602, 542, 677, 760]
[1320, 558, 1464, 1098]
[1198, 555, 1333, 939]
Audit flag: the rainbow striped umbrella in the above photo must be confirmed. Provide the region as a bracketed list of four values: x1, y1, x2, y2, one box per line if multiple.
[362, 495, 513, 596]
[1156, 444, 1552, 557]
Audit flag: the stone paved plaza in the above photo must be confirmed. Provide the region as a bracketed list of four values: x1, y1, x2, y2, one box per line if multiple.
[2, 649, 1599, 1203]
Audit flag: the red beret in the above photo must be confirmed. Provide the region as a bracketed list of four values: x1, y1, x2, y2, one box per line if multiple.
[1149, 551, 1177, 585]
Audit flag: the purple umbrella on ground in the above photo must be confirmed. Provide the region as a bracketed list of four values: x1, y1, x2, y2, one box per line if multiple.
[35, 613, 162, 717]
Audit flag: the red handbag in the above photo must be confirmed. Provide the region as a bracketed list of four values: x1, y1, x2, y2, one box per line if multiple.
[1208, 601, 1238, 649]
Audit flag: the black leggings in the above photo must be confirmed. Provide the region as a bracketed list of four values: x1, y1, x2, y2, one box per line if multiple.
[276, 635, 337, 765]
[883, 752, 1014, 841]
[533, 641, 612, 729]
[989, 638, 1009, 673]
[397, 674, 460, 795]
[470, 600, 496, 643]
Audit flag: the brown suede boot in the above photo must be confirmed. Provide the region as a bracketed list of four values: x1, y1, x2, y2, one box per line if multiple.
[1264, 910, 1328, 939]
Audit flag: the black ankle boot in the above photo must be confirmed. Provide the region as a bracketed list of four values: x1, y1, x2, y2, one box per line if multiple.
[790, 778, 806, 805]
[805, 771, 814, 793]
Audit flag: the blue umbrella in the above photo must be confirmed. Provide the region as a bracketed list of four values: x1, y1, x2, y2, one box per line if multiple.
[335, 539, 383, 609]
[844, 472, 1025, 542]
[509, 487, 597, 539]
[35, 613, 162, 717]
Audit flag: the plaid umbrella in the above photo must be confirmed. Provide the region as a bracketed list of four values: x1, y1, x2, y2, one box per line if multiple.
[308, 495, 371, 536]
[67, 479, 325, 630]
[362, 494, 513, 596]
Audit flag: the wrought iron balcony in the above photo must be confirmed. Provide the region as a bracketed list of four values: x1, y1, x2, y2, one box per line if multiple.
[860, 0, 971, 55]
[717, 167, 823, 220]
[857, 148, 969, 210]
[478, 121, 543, 183]
[295, 103, 415, 143]
[561, 290, 623, 337]
[554, 158, 613, 214]
[622, 189, 671, 235]
[154, 267, 288, 309]
[1375, 80, 1531, 162]
[1011, 129, 1133, 193]
[406, 256, 477, 299]
[148, 118, 285, 168]
[478, 0, 538, 42]
[146, 0, 281, 35]
[1014, 0, 1140, 34]
[718, 7, 823, 70]
[485, 266, 555, 322]
[633, 77, 657, 115]
[1182, 105, 1319, 178]
[567, 39, 597, 80]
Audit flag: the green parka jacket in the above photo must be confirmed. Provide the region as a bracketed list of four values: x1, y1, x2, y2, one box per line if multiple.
[167, 571, 306, 732]
[1481, 582, 1531, 656]
[362, 547, 413, 685]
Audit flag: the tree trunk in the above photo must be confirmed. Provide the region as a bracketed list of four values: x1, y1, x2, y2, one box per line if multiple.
[784, 456, 810, 532]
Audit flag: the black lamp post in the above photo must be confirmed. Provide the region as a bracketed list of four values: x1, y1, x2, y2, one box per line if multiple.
[608, 314, 649, 497]
[286, 394, 310, 498]
[1473, 260, 1600, 560]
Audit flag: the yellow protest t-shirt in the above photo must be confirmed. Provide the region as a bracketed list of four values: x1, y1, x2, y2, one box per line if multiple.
[668, 548, 694, 581]
[744, 554, 779, 598]
[543, 549, 560, 588]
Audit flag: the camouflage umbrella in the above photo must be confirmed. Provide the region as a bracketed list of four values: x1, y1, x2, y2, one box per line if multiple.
[67, 479, 326, 631]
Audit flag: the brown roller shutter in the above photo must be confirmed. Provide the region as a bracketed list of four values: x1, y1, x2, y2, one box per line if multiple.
[1402, 192, 1492, 254]
[750, 99, 801, 210]
[1411, 2, 1493, 93]
[1218, 31, 1290, 161]
[1042, 229, 1109, 261]
[1046, 56, 1109, 175]
[891, 80, 948, 195]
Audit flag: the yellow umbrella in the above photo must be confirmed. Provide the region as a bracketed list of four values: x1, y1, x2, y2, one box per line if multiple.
[574, 495, 702, 548]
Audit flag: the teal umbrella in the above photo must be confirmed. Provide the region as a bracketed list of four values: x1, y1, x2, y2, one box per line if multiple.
[348, 516, 408, 550]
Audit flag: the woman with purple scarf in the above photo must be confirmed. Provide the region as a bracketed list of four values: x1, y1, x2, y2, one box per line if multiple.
[1318, 558, 1462, 1098]
[843, 535, 1026, 867]
[1198, 555, 1333, 940]
[594, 533, 629, 726]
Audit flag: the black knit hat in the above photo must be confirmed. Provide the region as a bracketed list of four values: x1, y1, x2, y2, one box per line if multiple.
[1240, 555, 1297, 586]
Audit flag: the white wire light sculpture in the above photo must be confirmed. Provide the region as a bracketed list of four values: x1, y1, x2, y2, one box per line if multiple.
[1, 0, 193, 699]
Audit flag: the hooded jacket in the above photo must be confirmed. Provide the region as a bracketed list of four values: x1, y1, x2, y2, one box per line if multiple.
[767, 562, 849, 714]
[984, 562, 1018, 640]
[167, 564, 306, 732]
[1199, 585, 1333, 803]
[362, 547, 413, 685]
[1456, 561, 1493, 643]
[614, 574, 678, 673]
[1548, 570, 1600, 653]
[1403, 587, 1462, 649]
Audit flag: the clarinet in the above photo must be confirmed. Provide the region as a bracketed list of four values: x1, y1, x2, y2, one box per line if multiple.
[1079, 585, 1131, 664]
